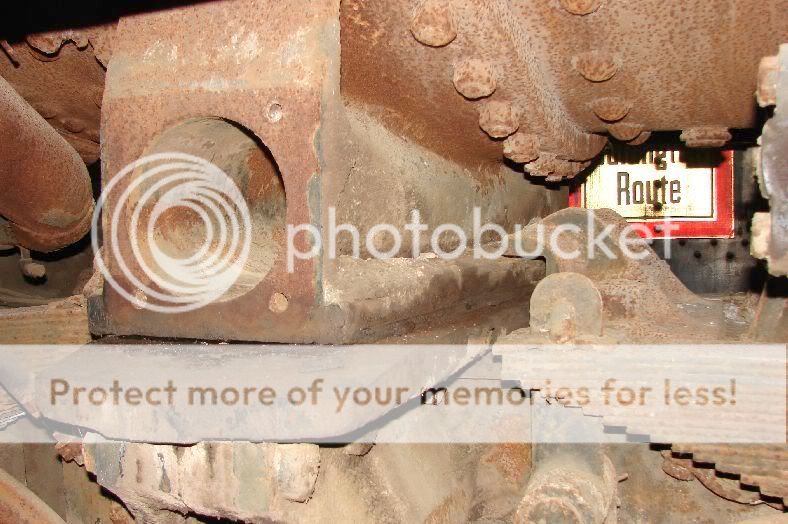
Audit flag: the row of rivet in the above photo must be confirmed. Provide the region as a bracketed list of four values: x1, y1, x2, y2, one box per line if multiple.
[564, 2, 730, 149]
[410, 0, 529, 160]
[410, 0, 642, 181]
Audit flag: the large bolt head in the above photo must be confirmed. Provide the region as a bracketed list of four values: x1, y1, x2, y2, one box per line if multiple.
[530, 272, 603, 339]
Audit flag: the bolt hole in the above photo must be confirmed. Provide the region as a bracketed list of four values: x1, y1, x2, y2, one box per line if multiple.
[269, 292, 289, 313]
[132, 289, 147, 310]
[693, 251, 702, 259]
[267, 103, 283, 123]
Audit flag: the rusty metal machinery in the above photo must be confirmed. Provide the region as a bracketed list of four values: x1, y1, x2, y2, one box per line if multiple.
[0, 3, 784, 340]
[0, 75, 93, 252]
[76, 1, 555, 342]
[0, 0, 770, 343]
[0, 1, 787, 523]
[343, 0, 787, 178]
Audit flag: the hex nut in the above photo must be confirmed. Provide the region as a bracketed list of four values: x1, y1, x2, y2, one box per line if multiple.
[525, 152, 558, 177]
[26, 30, 88, 55]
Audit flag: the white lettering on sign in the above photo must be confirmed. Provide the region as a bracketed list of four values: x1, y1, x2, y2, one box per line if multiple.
[582, 150, 715, 220]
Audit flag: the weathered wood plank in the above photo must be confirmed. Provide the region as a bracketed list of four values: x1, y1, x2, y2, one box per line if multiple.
[0, 296, 91, 345]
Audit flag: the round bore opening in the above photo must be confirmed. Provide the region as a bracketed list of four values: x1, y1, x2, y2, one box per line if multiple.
[129, 117, 286, 303]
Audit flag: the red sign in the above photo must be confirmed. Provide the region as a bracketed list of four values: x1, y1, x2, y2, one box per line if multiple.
[569, 150, 734, 239]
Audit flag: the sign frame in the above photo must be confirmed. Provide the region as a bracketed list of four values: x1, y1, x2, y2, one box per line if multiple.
[569, 150, 734, 239]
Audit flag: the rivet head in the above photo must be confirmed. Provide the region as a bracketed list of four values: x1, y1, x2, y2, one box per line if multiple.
[588, 97, 631, 122]
[680, 127, 731, 148]
[453, 58, 497, 99]
[560, 0, 602, 15]
[572, 50, 620, 82]
[528, 156, 588, 181]
[556, 160, 589, 179]
[269, 292, 289, 313]
[410, 0, 457, 47]
[627, 130, 651, 146]
[479, 101, 521, 139]
[132, 290, 147, 310]
[525, 152, 558, 177]
[503, 132, 540, 163]
[267, 102, 283, 123]
[608, 122, 643, 142]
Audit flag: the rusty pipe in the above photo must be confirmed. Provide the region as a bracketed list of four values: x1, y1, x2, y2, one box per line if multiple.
[0, 75, 94, 252]
[0, 467, 65, 523]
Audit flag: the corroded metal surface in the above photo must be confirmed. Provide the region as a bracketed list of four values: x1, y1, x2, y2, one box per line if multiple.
[493, 207, 787, 511]
[91, 0, 557, 343]
[669, 444, 788, 506]
[499, 207, 717, 340]
[96, 0, 335, 342]
[0, 27, 109, 164]
[342, 0, 788, 179]
[0, 467, 65, 524]
[515, 450, 618, 524]
[0, 75, 94, 252]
